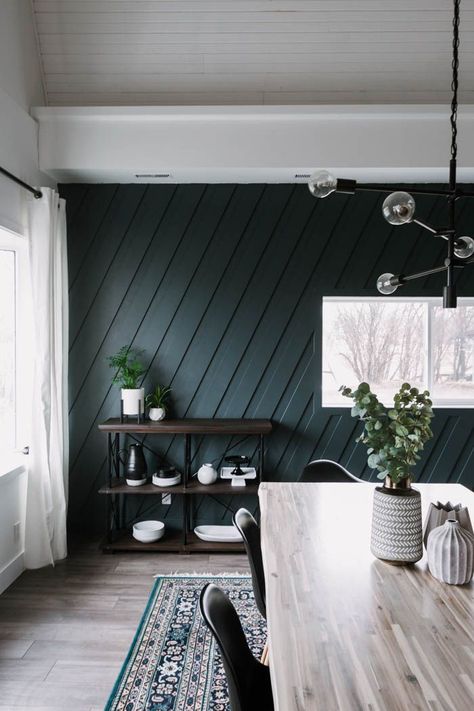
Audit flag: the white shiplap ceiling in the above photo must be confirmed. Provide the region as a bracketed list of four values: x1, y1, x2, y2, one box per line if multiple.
[32, 0, 474, 107]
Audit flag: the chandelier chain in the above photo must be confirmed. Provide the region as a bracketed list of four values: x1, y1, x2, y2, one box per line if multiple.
[450, 0, 460, 163]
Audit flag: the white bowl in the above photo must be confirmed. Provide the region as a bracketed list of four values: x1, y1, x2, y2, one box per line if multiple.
[152, 472, 181, 487]
[132, 520, 165, 543]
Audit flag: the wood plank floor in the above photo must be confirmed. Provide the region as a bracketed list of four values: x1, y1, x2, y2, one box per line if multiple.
[0, 539, 249, 710]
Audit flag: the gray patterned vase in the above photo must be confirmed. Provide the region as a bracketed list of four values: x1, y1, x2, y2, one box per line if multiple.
[371, 477, 423, 565]
[427, 519, 474, 585]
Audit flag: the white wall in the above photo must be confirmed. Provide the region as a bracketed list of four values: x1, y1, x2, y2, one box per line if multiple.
[0, 0, 50, 235]
[0, 464, 27, 594]
[0, 1, 45, 592]
[0, 0, 44, 111]
[34, 105, 474, 185]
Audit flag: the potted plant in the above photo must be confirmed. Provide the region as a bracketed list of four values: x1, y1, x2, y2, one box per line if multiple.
[341, 382, 434, 565]
[107, 346, 145, 416]
[146, 384, 171, 421]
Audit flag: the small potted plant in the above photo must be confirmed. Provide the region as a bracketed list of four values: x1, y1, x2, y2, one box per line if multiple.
[107, 345, 145, 416]
[341, 382, 434, 565]
[146, 384, 172, 421]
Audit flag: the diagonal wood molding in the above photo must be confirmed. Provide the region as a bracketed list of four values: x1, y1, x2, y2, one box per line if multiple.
[61, 183, 474, 531]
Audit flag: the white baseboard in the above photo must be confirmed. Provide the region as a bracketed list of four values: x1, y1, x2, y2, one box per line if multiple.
[0, 552, 24, 594]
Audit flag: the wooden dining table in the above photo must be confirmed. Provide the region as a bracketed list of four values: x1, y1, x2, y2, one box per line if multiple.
[259, 481, 474, 711]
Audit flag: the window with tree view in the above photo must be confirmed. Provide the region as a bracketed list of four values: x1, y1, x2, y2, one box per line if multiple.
[322, 298, 474, 407]
[0, 249, 16, 448]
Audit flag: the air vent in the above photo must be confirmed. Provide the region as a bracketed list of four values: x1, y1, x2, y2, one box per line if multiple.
[135, 173, 171, 179]
[295, 173, 311, 179]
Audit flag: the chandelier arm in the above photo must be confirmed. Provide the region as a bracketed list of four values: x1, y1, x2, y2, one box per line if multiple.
[381, 264, 450, 291]
[353, 184, 451, 197]
[412, 218, 438, 234]
[398, 264, 451, 284]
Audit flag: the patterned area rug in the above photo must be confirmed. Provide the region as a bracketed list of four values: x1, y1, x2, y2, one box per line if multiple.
[105, 575, 266, 711]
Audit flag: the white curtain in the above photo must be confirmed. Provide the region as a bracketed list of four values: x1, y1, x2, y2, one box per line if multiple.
[24, 188, 69, 569]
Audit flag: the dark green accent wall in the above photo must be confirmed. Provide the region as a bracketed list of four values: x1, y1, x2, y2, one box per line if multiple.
[60, 183, 474, 532]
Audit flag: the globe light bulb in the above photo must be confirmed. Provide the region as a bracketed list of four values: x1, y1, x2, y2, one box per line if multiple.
[382, 192, 416, 225]
[308, 170, 338, 198]
[454, 235, 474, 259]
[376, 272, 399, 295]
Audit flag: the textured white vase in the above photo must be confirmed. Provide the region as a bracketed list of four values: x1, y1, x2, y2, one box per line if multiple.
[121, 388, 145, 416]
[371, 486, 423, 564]
[427, 519, 474, 585]
[423, 501, 473, 548]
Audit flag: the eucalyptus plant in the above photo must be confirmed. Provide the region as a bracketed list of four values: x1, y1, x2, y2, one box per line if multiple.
[107, 346, 145, 389]
[340, 382, 434, 484]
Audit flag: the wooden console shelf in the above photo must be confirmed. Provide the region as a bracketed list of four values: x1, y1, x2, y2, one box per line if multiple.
[102, 530, 246, 554]
[98, 417, 272, 553]
[99, 417, 272, 435]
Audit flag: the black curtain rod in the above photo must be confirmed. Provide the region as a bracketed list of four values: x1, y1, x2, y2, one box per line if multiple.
[0, 166, 42, 199]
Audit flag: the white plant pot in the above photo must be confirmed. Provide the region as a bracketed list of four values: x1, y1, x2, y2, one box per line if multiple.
[197, 463, 218, 485]
[121, 388, 145, 416]
[149, 407, 165, 421]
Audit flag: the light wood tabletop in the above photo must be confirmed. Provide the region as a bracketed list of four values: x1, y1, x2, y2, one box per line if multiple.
[259, 482, 474, 711]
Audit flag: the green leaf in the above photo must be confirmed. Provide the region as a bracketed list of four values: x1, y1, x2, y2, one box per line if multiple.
[367, 453, 380, 469]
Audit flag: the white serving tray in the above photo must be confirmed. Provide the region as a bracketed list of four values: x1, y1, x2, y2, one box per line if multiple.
[220, 466, 257, 480]
[194, 525, 243, 543]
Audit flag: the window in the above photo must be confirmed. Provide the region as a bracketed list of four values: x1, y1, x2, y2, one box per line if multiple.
[0, 228, 30, 451]
[0, 249, 16, 448]
[322, 297, 474, 407]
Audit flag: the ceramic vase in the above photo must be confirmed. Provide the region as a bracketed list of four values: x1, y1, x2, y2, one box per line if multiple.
[149, 407, 165, 421]
[427, 519, 474, 585]
[197, 463, 218, 485]
[371, 477, 423, 565]
[121, 388, 145, 416]
[123, 443, 148, 487]
[423, 501, 473, 548]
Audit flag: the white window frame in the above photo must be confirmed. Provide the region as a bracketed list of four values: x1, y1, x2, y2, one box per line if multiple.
[0, 226, 31, 452]
[322, 296, 474, 409]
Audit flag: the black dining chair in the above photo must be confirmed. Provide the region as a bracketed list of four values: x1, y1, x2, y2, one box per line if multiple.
[199, 583, 274, 711]
[233, 508, 266, 620]
[299, 458, 363, 483]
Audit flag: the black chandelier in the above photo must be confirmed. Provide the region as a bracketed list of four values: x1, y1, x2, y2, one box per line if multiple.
[308, 0, 474, 309]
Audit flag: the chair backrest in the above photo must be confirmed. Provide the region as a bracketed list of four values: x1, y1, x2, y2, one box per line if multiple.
[233, 508, 266, 620]
[199, 584, 274, 711]
[299, 458, 362, 483]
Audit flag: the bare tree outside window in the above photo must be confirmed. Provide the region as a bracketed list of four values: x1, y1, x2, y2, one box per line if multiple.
[432, 305, 474, 402]
[322, 298, 474, 407]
